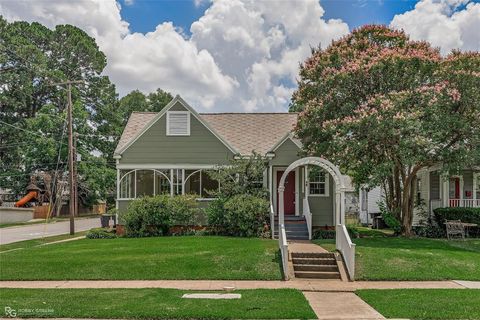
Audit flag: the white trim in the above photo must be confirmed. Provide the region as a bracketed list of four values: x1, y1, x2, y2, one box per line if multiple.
[308, 167, 330, 197]
[272, 166, 298, 215]
[115, 95, 238, 155]
[295, 167, 299, 216]
[269, 132, 303, 153]
[166, 111, 190, 136]
[117, 164, 220, 170]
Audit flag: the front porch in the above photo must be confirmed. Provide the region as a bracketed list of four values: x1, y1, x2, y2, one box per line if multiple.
[428, 169, 480, 214]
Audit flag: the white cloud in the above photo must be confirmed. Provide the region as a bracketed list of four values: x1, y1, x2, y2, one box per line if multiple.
[391, 0, 480, 54]
[0, 0, 349, 112]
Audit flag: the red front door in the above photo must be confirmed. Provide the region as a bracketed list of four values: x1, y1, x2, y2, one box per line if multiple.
[277, 170, 295, 215]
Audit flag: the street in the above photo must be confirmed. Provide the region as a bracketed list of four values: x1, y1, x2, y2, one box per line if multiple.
[0, 218, 100, 245]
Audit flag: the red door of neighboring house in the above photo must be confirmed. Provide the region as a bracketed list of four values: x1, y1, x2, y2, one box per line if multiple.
[449, 177, 461, 207]
[277, 170, 295, 215]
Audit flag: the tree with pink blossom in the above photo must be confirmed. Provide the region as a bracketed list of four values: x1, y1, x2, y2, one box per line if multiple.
[292, 25, 480, 236]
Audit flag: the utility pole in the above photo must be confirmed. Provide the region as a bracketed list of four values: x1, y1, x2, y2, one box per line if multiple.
[51, 80, 83, 235]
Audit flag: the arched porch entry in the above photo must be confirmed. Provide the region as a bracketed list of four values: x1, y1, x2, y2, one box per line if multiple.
[277, 157, 356, 280]
[277, 157, 346, 228]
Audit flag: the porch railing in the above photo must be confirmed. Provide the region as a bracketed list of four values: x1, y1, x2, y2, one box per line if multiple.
[279, 224, 289, 280]
[336, 224, 356, 280]
[302, 198, 312, 240]
[449, 199, 480, 208]
[270, 203, 275, 239]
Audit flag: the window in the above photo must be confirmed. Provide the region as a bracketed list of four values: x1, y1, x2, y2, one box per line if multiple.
[309, 167, 329, 196]
[166, 111, 190, 136]
[184, 170, 219, 198]
[154, 170, 171, 195]
[416, 178, 422, 205]
[475, 174, 480, 200]
[119, 168, 219, 199]
[119, 170, 135, 199]
[136, 170, 154, 197]
[361, 189, 367, 211]
[172, 169, 183, 195]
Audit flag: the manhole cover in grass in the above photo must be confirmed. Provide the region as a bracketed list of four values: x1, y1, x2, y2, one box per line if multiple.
[182, 293, 241, 299]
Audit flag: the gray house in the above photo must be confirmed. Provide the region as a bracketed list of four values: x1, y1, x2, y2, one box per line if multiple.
[359, 167, 480, 226]
[113, 95, 346, 238]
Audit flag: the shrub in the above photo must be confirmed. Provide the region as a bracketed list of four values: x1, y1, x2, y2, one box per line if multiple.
[168, 194, 199, 226]
[123, 195, 171, 237]
[86, 228, 117, 239]
[379, 202, 401, 234]
[433, 207, 480, 225]
[121, 195, 200, 237]
[312, 226, 359, 240]
[433, 207, 480, 238]
[313, 229, 335, 239]
[206, 194, 269, 237]
[412, 225, 446, 238]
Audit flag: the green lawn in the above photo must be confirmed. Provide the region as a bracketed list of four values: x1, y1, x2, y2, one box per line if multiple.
[0, 236, 282, 280]
[0, 231, 88, 252]
[357, 289, 480, 320]
[314, 237, 480, 280]
[0, 288, 315, 319]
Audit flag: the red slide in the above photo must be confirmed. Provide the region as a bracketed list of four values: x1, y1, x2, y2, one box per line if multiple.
[15, 191, 37, 207]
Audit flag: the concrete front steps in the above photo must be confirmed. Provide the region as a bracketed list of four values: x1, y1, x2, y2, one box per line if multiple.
[292, 252, 341, 280]
[273, 216, 309, 240]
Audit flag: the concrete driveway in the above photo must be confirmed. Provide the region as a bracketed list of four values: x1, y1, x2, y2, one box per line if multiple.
[0, 218, 100, 245]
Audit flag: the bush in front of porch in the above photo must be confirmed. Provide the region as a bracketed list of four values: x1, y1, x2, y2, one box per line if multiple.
[206, 194, 270, 237]
[122, 194, 199, 237]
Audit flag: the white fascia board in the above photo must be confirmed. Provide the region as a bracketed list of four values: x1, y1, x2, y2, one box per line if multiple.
[269, 132, 303, 153]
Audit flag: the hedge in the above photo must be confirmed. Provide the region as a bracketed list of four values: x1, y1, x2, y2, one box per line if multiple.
[433, 207, 480, 225]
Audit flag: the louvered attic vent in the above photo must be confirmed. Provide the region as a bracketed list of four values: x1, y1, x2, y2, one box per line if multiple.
[166, 111, 190, 136]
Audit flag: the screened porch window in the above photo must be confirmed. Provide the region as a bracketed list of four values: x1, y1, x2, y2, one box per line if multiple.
[119, 168, 218, 199]
[309, 167, 329, 196]
[184, 170, 219, 198]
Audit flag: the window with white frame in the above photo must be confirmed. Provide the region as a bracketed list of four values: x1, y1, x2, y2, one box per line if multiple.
[475, 174, 480, 200]
[166, 111, 190, 136]
[119, 168, 219, 199]
[309, 167, 329, 196]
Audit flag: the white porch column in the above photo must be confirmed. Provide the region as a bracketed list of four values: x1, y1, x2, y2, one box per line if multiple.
[442, 179, 449, 207]
[278, 185, 285, 226]
[269, 165, 273, 212]
[340, 189, 346, 225]
[335, 191, 341, 225]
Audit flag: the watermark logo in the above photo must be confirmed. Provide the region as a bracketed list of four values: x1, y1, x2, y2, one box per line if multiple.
[4, 306, 17, 318]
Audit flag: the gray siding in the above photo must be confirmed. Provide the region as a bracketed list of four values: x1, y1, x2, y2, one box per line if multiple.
[310, 175, 335, 227]
[120, 102, 234, 165]
[270, 139, 301, 166]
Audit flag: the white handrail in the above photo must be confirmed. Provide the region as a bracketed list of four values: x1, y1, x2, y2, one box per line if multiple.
[303, 198, 312, 240]
[448, 199, 480, 208]
[270, 203, 275, 239]
[336, 224, 356, 280]
[279, 224, 289, 280]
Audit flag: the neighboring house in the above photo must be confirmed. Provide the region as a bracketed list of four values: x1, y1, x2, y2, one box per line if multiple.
[359, 166, 480, 226]
[113, 95, 353, 238]
[359, 187, 384, 225]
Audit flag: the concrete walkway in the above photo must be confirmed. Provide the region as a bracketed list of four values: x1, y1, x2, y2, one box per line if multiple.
[0, 279, 470, 290]
[304, 292, 385, 320]
[0, 218, 99, 244]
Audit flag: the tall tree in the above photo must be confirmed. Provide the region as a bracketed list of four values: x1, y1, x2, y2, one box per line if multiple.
[292, 25, 480, 235]
[0, 17, 117, 207]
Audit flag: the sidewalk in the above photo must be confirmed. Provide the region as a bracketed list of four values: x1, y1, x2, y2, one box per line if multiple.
[0, 279, 472, 290]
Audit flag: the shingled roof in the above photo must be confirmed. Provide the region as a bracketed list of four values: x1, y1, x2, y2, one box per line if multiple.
[115, 111, 299, 156]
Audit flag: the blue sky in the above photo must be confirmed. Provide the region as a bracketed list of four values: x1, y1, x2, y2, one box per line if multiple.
[121, 0, 420, 34]
[3, 0, 477, 112]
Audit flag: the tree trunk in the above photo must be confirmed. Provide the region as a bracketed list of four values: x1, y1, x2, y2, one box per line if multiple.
[401, 166, 421, 237]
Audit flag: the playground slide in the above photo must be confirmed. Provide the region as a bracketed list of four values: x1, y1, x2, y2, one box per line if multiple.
[15, 191, 37, 207]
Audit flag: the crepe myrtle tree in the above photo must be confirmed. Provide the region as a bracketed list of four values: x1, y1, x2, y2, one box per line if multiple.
[291, 25, 480, 236]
